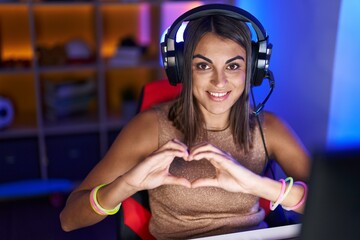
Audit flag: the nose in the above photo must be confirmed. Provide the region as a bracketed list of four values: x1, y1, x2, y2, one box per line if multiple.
[211, 69, 228, 87]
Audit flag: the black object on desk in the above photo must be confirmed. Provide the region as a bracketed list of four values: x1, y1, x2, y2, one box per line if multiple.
[300, 148, 360, 240]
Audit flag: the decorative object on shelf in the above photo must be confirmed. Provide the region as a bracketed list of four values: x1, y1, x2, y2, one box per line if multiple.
[0, 96, 14, 130]
[108, 36, 146, 67]
[37, 45, 67, 66]
[37, 39, 94, 66]
[44, 78, 96, 121]
[65, 39, 95, 65]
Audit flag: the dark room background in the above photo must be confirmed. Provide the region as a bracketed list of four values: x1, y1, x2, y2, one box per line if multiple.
[0, 0, 359, 239]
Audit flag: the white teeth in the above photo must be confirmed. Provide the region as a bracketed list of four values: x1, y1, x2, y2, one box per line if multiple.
[209, 92, 227, 97]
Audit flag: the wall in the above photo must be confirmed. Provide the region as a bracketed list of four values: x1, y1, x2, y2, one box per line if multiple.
[235, 0, 346, 153]
[327, 0, 360, 150]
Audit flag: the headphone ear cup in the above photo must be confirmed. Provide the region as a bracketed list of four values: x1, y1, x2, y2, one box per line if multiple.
[174, 42, 184, 85]
[163, 41, 184, 86]
[251, 41, 267, 87]
[251, 41, 260, 86]
[161, 41, 184, 86]
[165, 64, 179, 86]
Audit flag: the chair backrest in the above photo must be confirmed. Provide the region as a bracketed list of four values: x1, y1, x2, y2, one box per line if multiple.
[117, 79, 181, 240]
[117, 79, 274, 239]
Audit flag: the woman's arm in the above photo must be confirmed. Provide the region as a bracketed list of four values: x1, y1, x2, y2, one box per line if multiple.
[60, 110, 159, 231]
[60, 108, 192, 231]
[259, 111, 311, 213]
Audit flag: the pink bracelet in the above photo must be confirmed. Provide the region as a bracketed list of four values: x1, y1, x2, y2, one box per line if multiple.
[269, 179, 286, 211]
[282, 181, 308, 211]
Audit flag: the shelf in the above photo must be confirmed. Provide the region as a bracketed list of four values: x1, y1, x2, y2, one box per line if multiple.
[0, 0, 233, 184]
[0, 126, 38, 140]
[43, 119, 100, 135]
[38, 64, 97, 73]
[0, 67, 33, 74]
[105, 59, 160, 69]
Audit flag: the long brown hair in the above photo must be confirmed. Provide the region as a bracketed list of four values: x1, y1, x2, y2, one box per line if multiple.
[168, 15, 256, 151]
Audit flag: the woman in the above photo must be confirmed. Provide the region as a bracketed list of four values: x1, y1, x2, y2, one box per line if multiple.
[60, 7, 310, 239]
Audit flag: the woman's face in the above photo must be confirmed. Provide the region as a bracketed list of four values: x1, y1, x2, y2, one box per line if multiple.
[192, 32, 247, 121]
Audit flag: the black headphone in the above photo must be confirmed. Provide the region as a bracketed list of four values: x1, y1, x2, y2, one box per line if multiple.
[161, 3, 273, 88]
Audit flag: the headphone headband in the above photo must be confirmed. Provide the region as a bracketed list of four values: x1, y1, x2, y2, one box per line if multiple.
[167, 4, 267, 42]
[161, 3, 272, 87]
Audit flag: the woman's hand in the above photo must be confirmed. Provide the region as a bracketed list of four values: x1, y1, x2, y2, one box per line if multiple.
[189, 142, 259, 193]
[122, 139, 192, 191]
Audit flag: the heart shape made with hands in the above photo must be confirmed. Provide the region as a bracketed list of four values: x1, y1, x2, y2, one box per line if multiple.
[169, 157, 216, 182]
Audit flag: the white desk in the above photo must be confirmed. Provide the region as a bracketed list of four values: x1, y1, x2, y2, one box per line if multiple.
[192, 224, 301, 240]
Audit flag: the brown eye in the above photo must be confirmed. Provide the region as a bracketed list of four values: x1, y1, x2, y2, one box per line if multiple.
[227, 63, 240, 70]
[197, 63, 210, 70]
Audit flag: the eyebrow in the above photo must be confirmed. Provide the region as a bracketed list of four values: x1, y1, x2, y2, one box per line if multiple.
[225, 55, 245, 64]
[193, 54, 212, 63]
[192, 54, 245, 64]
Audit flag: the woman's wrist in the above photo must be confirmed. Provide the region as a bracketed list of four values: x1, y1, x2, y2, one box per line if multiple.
[95, 175, 138, 210]
[90, 184, 121, 215]
[120, 171, 146, 193]
[244, 174, 267, 196]
[254, 176, 307, 213]
[251, 176, 282, 201]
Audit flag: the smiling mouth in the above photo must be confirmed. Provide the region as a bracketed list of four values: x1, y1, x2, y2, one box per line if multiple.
[207, 91, 230, 101]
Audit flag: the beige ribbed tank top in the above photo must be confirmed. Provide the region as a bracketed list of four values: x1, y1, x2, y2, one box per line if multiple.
[148, 103, 267, 239]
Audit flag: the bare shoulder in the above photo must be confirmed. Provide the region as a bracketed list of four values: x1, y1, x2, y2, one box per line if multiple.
[262, 111, 292, 150]
[262, 111, 287, 130]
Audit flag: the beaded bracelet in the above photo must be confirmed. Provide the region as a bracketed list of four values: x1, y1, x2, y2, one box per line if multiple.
[282, 181, 308, 211]
[89, 184, 121, 215]
[270, 177, 294, 211]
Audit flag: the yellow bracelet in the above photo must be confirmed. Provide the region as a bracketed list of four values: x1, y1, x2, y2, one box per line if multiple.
[89, 184, 121, 215]
[281, 177, 294, 204]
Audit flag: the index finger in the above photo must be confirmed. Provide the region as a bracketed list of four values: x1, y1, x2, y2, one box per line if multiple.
[189, 142, 224, 158]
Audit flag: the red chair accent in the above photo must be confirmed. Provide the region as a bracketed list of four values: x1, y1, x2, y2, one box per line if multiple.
[122, 197, 154, 240]
[139, 79, 182, 112]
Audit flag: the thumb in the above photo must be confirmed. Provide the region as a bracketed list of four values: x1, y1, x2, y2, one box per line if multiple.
[191, 178, 219, 188]
[164, 176, 192, 188]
